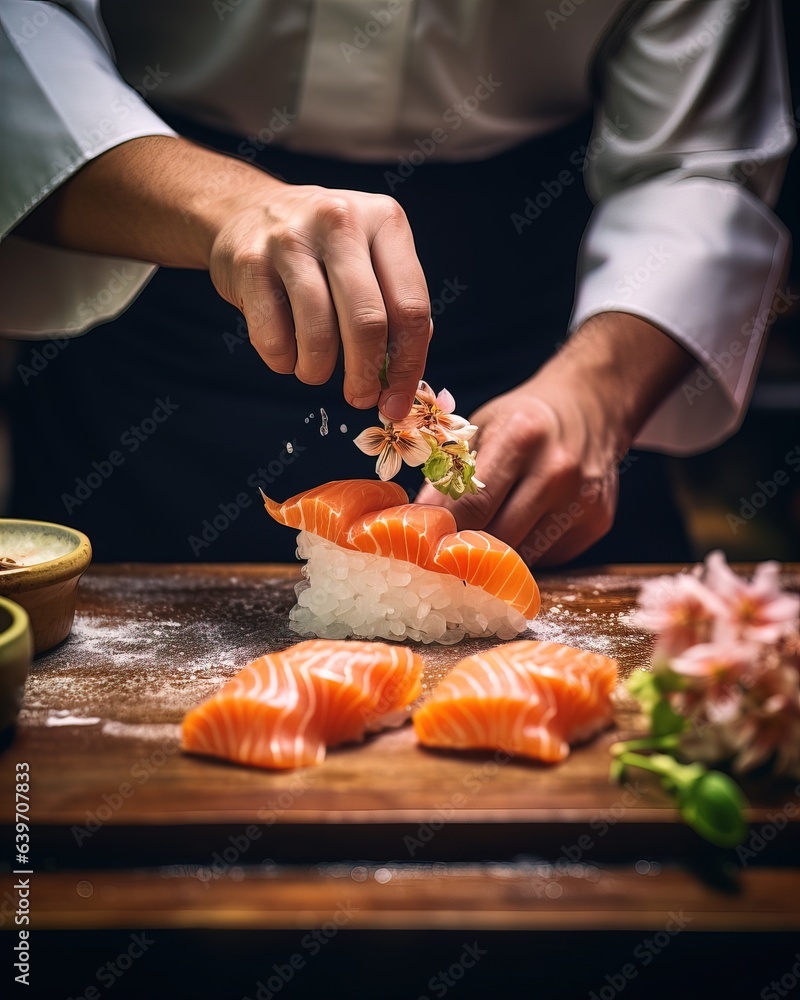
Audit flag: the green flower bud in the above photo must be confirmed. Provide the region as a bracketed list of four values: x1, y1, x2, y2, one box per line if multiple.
[422, 449, 452, 484]
[677, 770, 748, 848]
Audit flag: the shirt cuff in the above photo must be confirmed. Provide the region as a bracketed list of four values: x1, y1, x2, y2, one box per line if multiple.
[0, 236, 157, 338]
[569, 176, 791, 456]
[0, 1, 176, 336]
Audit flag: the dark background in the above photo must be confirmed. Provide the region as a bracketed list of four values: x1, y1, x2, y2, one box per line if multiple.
[672, 0, 800, 561]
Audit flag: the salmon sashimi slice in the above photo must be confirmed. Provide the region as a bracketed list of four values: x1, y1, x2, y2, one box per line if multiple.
[261, 480, 408, 550]
[433, 530, 541, 619]
[182, 639, 422, 769]
[413, 640, 618, 763]
[347, 503, 458, 572]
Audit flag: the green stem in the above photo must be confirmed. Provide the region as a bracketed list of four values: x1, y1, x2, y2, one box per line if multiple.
[610, 735, 680, 755]
[615, 751, 679, 777]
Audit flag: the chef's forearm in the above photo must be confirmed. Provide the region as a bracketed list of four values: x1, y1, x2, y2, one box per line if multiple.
[545, 312, 695, 449]
[14, 135, 283, 270]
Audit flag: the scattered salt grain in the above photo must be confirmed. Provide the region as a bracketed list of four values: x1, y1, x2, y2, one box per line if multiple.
[45, 713, 100, 727]
[102, 721, 181, 742]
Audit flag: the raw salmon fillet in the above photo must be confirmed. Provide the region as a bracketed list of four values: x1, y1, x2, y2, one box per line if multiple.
[413, 640, 618, 762]
[182, 639, 422, 769]
[347, 503, 458, 572]
[433, 530, 540, 619]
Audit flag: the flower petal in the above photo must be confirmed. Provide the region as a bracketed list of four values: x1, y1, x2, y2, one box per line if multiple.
[445, 420, 478, 441]
[396, 431, 432, 467]
[376, 443, 402, 481]
[414, 381, 437, 406]
[353, 426, 389, 457]
[393, 406, 426, 433]
[436, 387, 456, 414]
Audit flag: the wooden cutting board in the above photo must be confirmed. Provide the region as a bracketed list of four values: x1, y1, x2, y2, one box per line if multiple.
[3, 563, 799, 870]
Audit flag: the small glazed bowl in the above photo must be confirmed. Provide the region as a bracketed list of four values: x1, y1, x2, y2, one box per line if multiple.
[0, 519, 92, 654]
[0, 596, 33, 740]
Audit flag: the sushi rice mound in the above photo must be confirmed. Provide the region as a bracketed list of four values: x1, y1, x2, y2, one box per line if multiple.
[290, 531, 529, 645]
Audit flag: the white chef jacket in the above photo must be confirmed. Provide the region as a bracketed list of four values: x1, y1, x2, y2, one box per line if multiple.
[0, 0, 794, 454]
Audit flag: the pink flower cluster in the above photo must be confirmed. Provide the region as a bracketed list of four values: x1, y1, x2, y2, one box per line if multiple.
[633, 552, 800, 776]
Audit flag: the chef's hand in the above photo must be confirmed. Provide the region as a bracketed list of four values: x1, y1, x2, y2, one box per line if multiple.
[416, 313, 694, 566]
[16, 136, 431, 421]
[209, 176, 432, 420]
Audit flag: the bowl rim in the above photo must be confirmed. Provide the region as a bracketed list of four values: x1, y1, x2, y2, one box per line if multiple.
[0, 518, 92, 590]
[0, 594, 33, 648]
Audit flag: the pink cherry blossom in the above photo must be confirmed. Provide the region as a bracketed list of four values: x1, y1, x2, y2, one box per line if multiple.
[633, 572, 725, 655]
[628, 551, 800, 786]
[704, 550, 800, 643]
[728, 664, 800, 774]
[670, 640, 762, 681]
[672, 641, 759, 741]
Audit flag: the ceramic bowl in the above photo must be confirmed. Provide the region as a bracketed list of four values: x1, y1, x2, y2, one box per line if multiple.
[0, 596, 33, 739]
[0, 519, 92, 654]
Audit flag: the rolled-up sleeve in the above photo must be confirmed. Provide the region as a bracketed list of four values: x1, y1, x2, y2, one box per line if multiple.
[0, 0, 176, 337]
[570, 0, 795, 455]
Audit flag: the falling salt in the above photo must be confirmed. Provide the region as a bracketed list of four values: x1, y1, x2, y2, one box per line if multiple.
[319, 407, 329, 436]
[340, 424, 347, 433]
[286, 441, 293, 454]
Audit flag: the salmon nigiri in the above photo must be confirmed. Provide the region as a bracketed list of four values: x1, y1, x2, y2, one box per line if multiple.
[182, 639, 422, 769]
[261, 480, 540, 644]
[413, 640, 618, 762]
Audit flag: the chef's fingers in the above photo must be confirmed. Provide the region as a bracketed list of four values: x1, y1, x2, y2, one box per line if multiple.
[271, 244, 341, 385]
[369, 207, 432, 422]
[237, 262, 298, 374]
[312, 204, 390, 411]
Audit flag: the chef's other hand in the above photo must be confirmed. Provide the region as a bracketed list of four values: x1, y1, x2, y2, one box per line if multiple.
[416, 314, 694, 566]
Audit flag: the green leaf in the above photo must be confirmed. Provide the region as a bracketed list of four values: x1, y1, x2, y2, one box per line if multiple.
[651, 698, 686, 738]
[653, 663, 687, 694]
[626, 670, 660, 710]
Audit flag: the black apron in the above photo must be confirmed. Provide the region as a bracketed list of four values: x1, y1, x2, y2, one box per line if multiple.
[8, 111, 691, 565]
